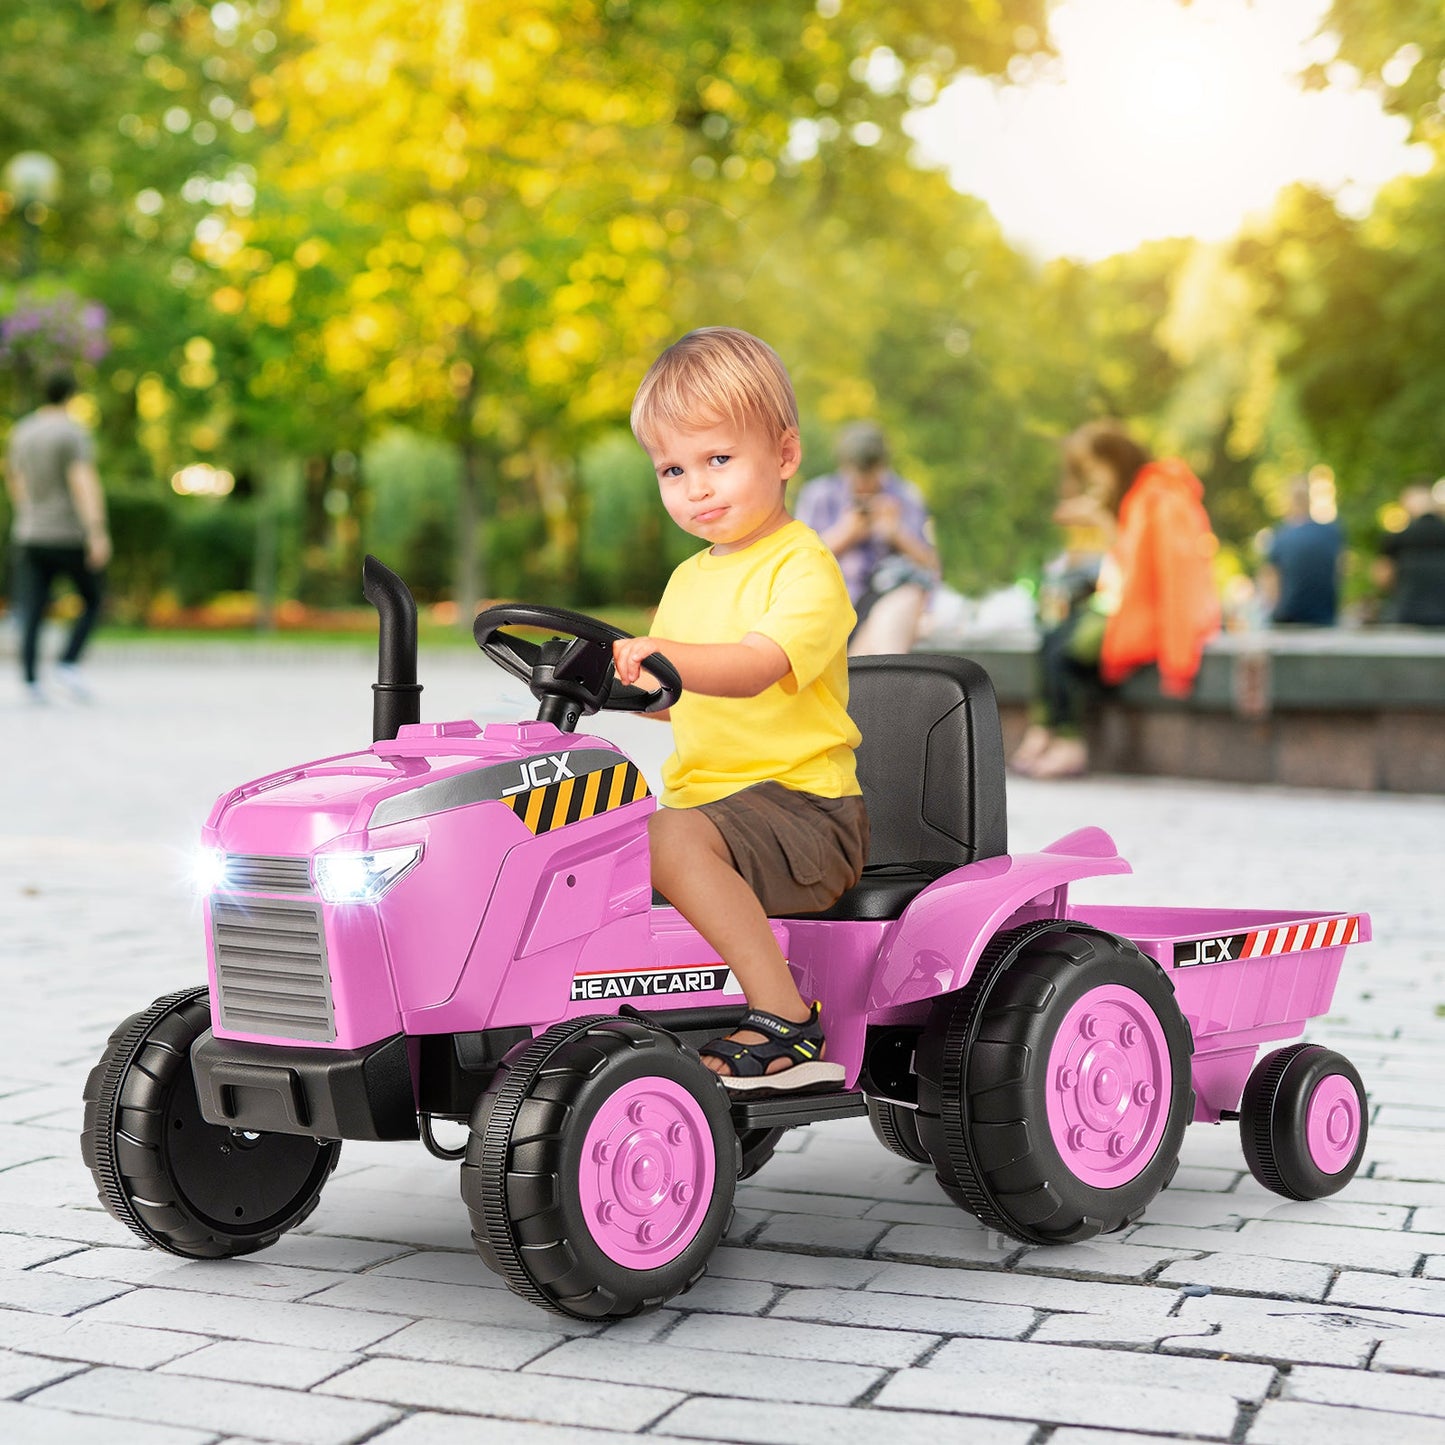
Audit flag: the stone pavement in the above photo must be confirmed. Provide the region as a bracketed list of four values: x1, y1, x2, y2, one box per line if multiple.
[2, 649, 1444, 1445]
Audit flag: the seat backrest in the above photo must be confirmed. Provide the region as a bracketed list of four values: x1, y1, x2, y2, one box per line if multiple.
[848, 653, 1007, 868]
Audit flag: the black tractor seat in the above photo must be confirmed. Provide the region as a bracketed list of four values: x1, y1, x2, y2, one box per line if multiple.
[781, 653, 1007, 922]
[786, 859, 955, 922]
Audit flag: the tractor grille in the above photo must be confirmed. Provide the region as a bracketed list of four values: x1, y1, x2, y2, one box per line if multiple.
[223, 853, 312, 893]
[211, 895, 336, 1042]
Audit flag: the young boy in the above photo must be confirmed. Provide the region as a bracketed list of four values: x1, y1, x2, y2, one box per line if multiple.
[612, 327, 868, 1093]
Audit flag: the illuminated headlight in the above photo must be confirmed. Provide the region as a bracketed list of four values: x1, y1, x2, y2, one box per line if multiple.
[312, 845, 422, 904]
[193, 847, 228, 894]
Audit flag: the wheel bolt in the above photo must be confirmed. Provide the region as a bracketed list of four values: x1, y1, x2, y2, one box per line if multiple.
[628, 1101, 647, 1124]
[1108, 1132, 1128, 1157]
[1121, 1023, 1141, 1046]
[1080, 1014, 1100, 1038]
[1069, 1126, 1088, 1151]
[593, 1141, 613, 1163]
[596, 1201, 615, 1224]
[1134, 1082, 1156, 1105]
[637, 1221, 655, 1244]
[1058, 1067, 1079, 1090]
[668, 1122, 687, 1145]
[673, 1181, 693, 1203]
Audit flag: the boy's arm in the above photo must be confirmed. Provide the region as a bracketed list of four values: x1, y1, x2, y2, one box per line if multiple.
[613, 634, 789, 698]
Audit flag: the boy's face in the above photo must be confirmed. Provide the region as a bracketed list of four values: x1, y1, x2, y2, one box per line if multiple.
[645, 417, 801, 555]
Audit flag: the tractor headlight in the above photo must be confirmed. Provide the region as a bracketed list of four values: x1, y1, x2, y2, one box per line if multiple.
[312, 844, 422, 904]
[193, 847, 228, 894]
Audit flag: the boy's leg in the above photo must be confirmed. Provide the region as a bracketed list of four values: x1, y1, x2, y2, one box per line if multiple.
[648, 806, 813, 1076]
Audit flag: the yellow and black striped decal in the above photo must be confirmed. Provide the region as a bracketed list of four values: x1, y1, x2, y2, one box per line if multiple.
[369, 746, 648, 829]
[499, 758, 650, 834]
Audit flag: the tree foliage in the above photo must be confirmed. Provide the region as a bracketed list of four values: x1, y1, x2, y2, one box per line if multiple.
[6, 0, 1439, 621]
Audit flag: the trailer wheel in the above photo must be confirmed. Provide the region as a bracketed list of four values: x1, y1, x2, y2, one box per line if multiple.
[1240, 1044, 1367, 1200]
[916, 923, 1194, 1245]
[463, 1016, 737, 1320]
[80, 987, 341, 1258]
[867, 1099, 931, 1164]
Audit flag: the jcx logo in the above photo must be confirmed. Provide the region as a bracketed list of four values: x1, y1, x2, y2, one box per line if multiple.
[501, 753, 573, 796]
[1175, 935, 1237, 966]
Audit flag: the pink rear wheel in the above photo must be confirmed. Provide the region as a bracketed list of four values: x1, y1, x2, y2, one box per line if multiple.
[463, 1017, 737, 1320]
[1045, 984, 1175, 1188]
[1240, 1043, 1368, 1200]
[916, 924, 1194, 1245]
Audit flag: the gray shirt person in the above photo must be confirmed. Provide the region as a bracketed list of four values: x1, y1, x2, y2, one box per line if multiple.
[8, 406, 97, 545]
[6, 374, 112, 696]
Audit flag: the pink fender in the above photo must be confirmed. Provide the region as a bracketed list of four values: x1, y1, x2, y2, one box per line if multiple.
[868, 827, 1132, 1011]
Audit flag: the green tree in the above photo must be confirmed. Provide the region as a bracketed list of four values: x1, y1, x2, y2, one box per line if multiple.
[239, 0, 1048, 613]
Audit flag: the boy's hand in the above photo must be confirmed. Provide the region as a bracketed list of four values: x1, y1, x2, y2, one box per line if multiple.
[612, 635, 663, 688]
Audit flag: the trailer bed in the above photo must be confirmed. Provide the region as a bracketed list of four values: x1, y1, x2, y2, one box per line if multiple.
[1067, 904, 1370, 1122]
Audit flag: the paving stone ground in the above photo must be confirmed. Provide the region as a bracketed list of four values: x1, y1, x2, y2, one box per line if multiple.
[2, 647, 1443, 1445]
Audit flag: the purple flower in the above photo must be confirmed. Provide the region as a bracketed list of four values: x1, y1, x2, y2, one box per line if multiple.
[0, 286, 110, 368]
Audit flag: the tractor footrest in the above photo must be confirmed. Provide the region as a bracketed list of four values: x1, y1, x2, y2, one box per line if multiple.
[729, 1089, 868, 1130]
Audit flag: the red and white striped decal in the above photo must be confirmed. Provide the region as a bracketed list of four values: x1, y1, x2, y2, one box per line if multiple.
[1173, 914, 1360, 967]
[1238, 915, 1359, 959]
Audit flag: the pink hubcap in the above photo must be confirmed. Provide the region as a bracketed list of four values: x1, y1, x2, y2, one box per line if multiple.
[1305, 1074, 1361, 1174]
[1046, 984, 1172, 1187]
[579, 1076, 715, 1267]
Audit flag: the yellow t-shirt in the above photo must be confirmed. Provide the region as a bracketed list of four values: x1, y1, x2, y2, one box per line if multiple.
[651, 519, 862, 808]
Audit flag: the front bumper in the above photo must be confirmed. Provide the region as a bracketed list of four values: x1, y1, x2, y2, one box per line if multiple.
[191, 1030, 418, 1141]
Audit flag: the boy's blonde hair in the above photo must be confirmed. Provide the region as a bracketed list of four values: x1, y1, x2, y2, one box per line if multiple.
[631, 327, 799, 452]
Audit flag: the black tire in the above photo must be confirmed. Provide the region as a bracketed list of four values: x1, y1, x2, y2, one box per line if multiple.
[1240, 1043, 1368, 1200]
[867, 1098, 931, 1164]
[915, 923, 1194, 1246]
[737, 1126, 788, 1180]
[462, 1016, 738, 1320]
[80, 987, 341, 1258]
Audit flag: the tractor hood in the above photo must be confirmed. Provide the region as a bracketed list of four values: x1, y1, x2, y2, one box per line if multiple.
[202, 720, 631, 857]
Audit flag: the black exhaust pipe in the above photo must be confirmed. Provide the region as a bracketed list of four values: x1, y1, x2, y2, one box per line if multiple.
[362, 555, 422, 742]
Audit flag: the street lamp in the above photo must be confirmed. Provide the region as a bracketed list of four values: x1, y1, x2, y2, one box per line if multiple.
[3, 150, 61, 277]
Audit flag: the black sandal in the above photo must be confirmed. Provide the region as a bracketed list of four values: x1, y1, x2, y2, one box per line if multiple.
[698, 1001, 847, 1094]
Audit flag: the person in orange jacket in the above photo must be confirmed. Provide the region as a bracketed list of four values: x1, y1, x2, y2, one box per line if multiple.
[1012, 421, 1221, 779]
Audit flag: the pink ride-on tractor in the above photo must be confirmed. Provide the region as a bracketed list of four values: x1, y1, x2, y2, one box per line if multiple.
[81, 558, 1371, 1320]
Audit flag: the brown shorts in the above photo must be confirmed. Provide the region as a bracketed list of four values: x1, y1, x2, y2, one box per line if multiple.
[696, 781, 870, 917]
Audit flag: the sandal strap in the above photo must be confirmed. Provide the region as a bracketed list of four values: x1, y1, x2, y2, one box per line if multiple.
[739, 1003, 820, 1041]
[698, 1001, 826, 1076]
[696, 1036, 774, 1077]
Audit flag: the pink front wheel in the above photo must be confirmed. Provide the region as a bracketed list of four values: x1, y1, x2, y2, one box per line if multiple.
[462, 1017, 737, 1320]
[1240, 1043, 1368, 1200]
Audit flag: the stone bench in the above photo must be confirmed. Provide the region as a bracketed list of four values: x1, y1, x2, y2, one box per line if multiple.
[917, 627, 1445, 793]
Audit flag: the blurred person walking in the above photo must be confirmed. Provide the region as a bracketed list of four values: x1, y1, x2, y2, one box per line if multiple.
[1260, 474, 1343, 627]
[794, 421, 938, 655]
[6, 369, 110, 702]
[1012, 420, 1221, 780]
[1373, 481, 1445, 627]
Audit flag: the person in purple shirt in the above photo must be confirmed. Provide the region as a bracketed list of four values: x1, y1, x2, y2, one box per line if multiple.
[793, 421, 938, 654]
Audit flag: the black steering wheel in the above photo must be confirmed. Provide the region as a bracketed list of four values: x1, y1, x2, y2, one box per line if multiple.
[472, 603, 682, 732]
